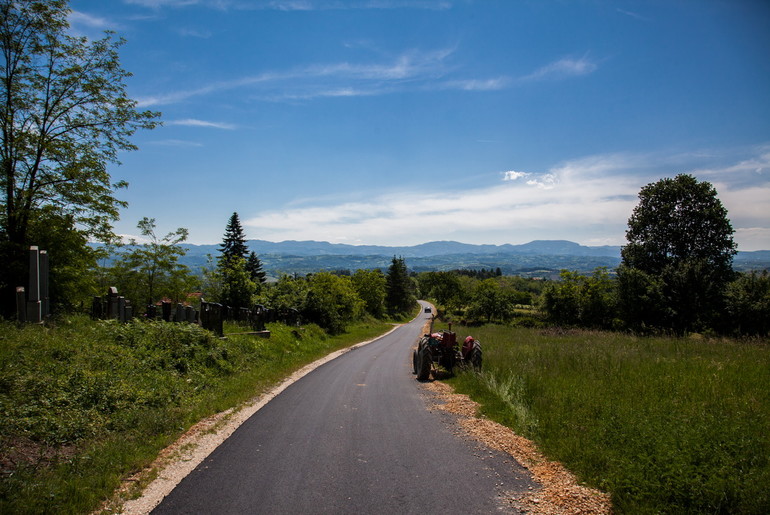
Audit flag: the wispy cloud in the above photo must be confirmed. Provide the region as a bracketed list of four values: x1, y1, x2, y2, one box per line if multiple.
[242, 147, 770, 250]
[616, 8, 650, 21]
[124, 0, 200, 8]
[176, 27, 213, 38]
[137, 48, 456, 106]
[167, 118, 237, 129]
[520, 55, 598, 81]
[441, 77, 509, 91]
[149, 139, 204, 147]
[124, 0, 451, 10]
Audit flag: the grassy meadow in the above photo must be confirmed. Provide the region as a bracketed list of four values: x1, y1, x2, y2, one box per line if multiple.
[444, 324, 770, 513]
[0, 315, 395, 514]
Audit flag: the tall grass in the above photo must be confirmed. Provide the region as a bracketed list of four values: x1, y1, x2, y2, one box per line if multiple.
[447, 325, 770, 514]
[0, 315, 394, 514]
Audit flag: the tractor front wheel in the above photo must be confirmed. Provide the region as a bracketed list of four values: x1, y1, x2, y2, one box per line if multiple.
[412, 349, 419, 374]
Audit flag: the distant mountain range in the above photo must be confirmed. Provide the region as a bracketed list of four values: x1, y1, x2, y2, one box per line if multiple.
[173, 239, 769, 279]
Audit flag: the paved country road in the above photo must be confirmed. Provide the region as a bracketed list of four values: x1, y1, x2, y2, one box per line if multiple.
[152, 302, 534, 514]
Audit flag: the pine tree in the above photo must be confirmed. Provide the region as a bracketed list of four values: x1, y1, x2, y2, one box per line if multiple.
[246, 251, 267, 284]
[385, 256, 415, 315]
[219, 212, 248, 264]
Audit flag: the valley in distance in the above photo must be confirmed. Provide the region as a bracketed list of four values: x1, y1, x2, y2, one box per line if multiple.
[172, 239, 770, 280]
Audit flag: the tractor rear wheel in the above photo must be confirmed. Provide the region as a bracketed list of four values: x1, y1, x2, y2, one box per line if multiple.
[417, 345, 432, 380]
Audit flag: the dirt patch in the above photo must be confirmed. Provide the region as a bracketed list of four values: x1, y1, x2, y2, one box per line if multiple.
[0, 437, 79, 477]
[422, 380, 612, 514]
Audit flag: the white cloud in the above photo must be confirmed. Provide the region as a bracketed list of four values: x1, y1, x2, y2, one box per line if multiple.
[69, 11, 117, 29]
[521, 55, 598, 82]
[136, 48, 456, 106]
[442, 77, 509, 91]
[502, 171, 529, 181]
[149, 139, 204, 147]
[734, 228, 770, 252]
[167, 118, 237, 129]
[242, 147, 770, 250]
[124, 0, 200, 7]
[124, 0, 451, 10]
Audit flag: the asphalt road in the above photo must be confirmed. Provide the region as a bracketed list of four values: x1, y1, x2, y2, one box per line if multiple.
[152, 302, 534, 514]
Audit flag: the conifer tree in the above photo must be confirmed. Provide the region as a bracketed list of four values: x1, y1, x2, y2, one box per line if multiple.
[219, 212, 248, 264]
[385, 256, 415, 315]
[246, 251, 267, 284]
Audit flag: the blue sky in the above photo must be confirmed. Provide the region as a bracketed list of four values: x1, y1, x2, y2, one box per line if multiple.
[68, 0, 770, 250]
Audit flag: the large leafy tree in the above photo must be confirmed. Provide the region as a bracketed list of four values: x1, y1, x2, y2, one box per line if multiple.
[618, 174, 736, 333]
[0, 0, 159, 313]
[351, 268, 386, 318]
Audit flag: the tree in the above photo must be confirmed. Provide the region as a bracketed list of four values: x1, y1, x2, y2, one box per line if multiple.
[0, 0, 159, 314]
[540, 268, 617, 328]
[302, 272, 363, 334]
[245, 251, 266, 285]
[619, 174, 736, 333]
[724, 271, 770, 336]
[351, 268, 386, 318]
[217, 256, 256, 312]
[110, 218, 192, 308]
[385, 256, 415, 316]
[219, 212, 248, 264]
[215, 213, 257, 312]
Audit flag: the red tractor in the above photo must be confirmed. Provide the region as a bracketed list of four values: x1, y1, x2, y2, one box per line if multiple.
[412, 330, 482, 381]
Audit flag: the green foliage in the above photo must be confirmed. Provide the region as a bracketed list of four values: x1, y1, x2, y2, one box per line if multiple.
[385, 256, 416, 315]
[218, 212, 249, 264]
[246, 251, 267, 284]
[108, 218, 196, 308]
[213, 213, 260, 311]
[416, 271, 541, 324]
[261, 274, 308, 315]
[351, 268, 386, 317]
[0, 315, 394, 513]
[217, 256, 257, 311]
[0, 0, 159, 315]
[417, 271, 463, 310]
[725, 270, 770, 336]
[302, 272, 364, 334]
[450, 325, 770, 514]
[540, 268, 618, 328]
[620, 174, 737, 333]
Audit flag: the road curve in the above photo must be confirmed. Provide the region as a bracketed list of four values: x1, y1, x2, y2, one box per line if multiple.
[152, 302, 533, 514]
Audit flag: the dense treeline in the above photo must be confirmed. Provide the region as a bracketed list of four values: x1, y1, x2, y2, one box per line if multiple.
[540, 175, 769, 336]
[99, 214, 418, 334]
[540, 268, 770, 336]
[416, 271, 545, 324]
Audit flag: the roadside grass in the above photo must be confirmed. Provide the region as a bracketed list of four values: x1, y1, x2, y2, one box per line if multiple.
[0, 315, 395, 514]
[443, 324, 770, 514]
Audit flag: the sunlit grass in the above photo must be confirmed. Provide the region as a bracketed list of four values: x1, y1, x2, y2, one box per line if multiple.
[0, 315, 394, 514]
[445, 325, 770, 514]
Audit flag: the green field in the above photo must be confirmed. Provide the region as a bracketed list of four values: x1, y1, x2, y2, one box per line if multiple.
[0, 316, 396, 514]
[445, 325, 770, 514]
